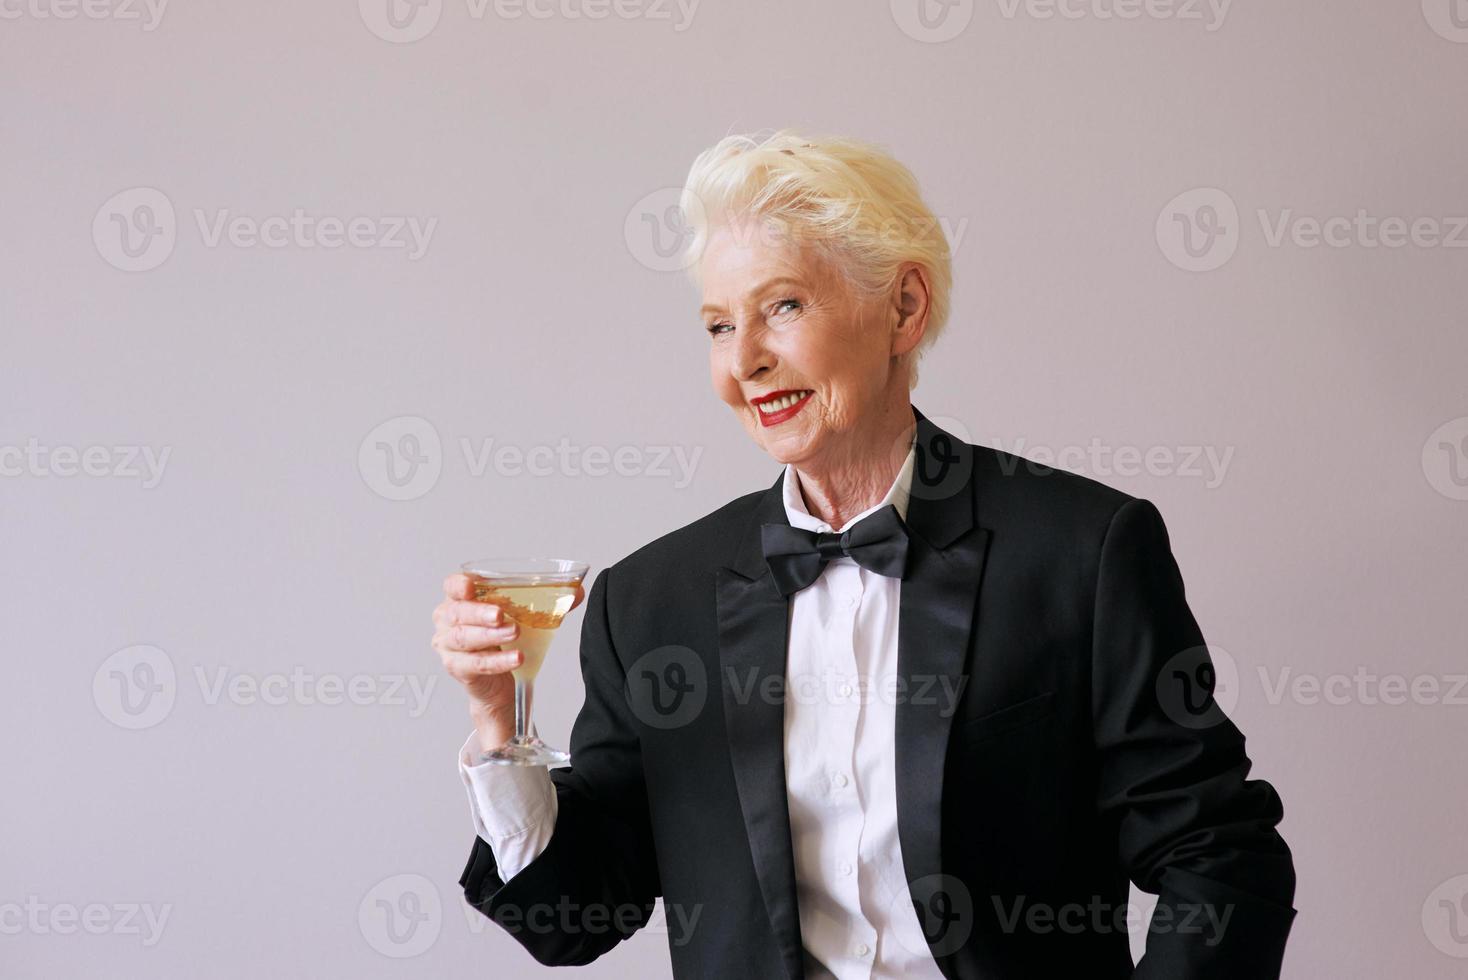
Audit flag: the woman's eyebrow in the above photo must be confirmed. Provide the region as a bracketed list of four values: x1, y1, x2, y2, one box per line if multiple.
[700, 276, 804, 316]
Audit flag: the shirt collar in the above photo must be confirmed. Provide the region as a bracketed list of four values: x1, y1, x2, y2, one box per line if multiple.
[781, 429, 918, 534]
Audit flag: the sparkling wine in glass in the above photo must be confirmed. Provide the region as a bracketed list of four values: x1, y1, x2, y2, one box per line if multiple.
[460, 557, 589, 766]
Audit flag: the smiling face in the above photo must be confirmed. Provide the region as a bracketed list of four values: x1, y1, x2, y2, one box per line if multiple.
[699, 219, 923, 472]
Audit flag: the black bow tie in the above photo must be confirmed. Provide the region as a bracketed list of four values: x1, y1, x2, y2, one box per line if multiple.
[760, 504, 911, 597]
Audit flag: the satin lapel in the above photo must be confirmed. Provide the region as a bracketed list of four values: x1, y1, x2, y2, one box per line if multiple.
[896, 408, 991, 980]
[716, 469, 804, 980]
[714, 406, 987, 980]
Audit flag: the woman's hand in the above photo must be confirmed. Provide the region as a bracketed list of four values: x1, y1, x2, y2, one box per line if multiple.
[434, 573, 524, 753]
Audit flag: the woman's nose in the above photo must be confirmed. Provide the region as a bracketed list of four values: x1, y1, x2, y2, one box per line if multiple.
[731, 325, 774, 381]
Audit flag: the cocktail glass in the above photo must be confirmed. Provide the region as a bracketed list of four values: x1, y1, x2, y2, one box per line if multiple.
[460, 557, 589, 766]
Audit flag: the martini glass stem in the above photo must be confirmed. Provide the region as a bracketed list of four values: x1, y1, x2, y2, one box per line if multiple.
[514, 677, 529, 741]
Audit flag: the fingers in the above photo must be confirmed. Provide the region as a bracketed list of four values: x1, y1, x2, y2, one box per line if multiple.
[440, 648, 523, 682]
[433, 622, 518, 652]
[433, 598, 504, 628]
[442, 572, 483, 600]
[434, 574, 522, 687]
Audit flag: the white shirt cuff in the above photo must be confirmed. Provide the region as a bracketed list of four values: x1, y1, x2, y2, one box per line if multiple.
[457, 730, 557, 879]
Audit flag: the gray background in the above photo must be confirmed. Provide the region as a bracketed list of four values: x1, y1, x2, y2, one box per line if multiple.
[3, 1, 1466, 976]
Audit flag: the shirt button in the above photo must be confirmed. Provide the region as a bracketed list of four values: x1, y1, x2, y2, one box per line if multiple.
[833, 773, 849, 788]
[840, 593, 856, 607]
[839, 862, 853, 876]
[838, 683, 853, 698]
[855, 943, 870, 957]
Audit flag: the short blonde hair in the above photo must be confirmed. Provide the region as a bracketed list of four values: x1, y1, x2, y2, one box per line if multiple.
[680, 129, 953, 389]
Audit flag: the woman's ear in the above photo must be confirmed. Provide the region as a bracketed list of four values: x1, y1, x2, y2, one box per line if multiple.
[890, 264, 930, 359]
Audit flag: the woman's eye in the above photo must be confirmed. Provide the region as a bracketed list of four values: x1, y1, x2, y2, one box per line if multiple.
[773, 298, 801, 315]
[706, 322, 732, 336]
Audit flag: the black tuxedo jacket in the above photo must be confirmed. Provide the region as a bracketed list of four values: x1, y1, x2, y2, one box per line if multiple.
[460, 406, 1297, 978]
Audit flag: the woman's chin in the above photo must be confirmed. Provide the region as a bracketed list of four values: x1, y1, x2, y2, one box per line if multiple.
[734, 404, 824, 462]
[753, 424, 820, 464]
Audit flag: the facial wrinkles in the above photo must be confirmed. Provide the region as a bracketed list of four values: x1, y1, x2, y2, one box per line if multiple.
[796, 302, 901, 497]
[704, 233, 895, 478]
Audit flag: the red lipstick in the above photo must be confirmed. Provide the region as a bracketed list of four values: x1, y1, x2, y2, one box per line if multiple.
[751, 388, 814, 428]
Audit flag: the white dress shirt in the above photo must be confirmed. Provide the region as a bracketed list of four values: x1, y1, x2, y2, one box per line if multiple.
[458, 430, 945, 978]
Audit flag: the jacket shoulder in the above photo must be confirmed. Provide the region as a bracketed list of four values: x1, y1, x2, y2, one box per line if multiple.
[970, 443, 1142, 539]
[607, 482, 770, 580]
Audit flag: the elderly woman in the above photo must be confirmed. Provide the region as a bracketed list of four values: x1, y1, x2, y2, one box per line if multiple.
[434, 131, 1296, 979]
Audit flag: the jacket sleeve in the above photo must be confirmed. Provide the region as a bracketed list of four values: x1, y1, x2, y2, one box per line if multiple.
[459, 564, 662, 966]
[1090, 498, 1297, 979]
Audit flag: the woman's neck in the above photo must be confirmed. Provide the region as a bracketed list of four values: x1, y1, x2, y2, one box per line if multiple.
[793, 403, 916, 531]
